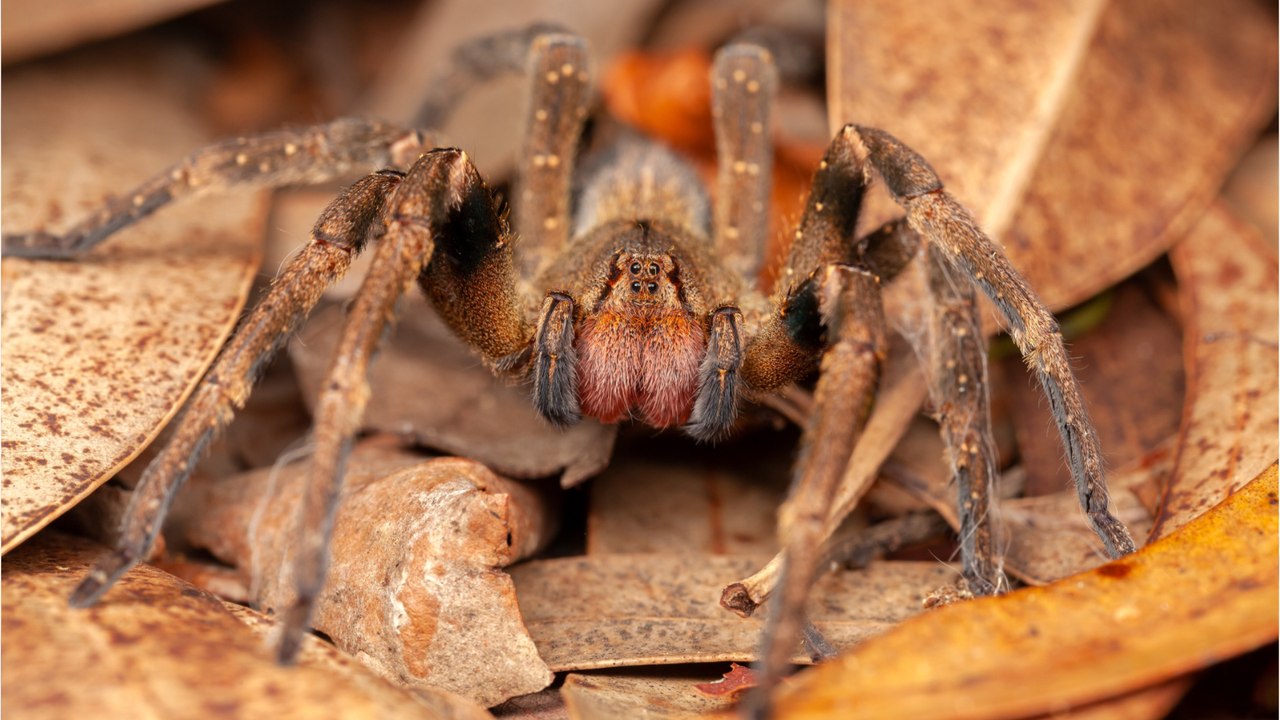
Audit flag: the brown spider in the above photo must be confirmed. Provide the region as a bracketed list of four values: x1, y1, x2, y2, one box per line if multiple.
[4, 25, 1134, 713]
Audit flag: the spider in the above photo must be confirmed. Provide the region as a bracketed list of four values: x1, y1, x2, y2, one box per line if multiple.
[5, 25, 1135, 713]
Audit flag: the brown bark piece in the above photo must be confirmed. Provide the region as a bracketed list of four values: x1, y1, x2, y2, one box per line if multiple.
[291, 296, 616, 486]
[1, 46, 264, 554]
[0, 532, 469, 719]
[173, 445, 555, 707]
[1152, 204, 1279, 539]
[511, 555, 957, 671]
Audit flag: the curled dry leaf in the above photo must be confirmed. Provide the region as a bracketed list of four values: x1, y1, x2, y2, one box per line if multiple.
[510, 555, 958, 671]
[0, 532, 473, 720]
[771, 464, 1279, 720]
[1, 45, 263, 554]
[291, 297, 616, 486]
[1152, 204, 1279, 538]
[172, 444, 555, 707]
[831, 0, 1277, 310]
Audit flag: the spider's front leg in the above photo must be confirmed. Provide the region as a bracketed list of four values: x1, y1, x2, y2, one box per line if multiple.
[69, 168, 406, 607]
[2, 119, 432, 259]
[280, 148, 529, 660]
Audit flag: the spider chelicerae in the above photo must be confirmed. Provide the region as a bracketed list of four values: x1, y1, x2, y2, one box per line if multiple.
[4, 25, 1135, 712]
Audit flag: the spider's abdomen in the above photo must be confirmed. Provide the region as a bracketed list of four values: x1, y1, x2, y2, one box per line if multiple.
[575, 251, 705, 428]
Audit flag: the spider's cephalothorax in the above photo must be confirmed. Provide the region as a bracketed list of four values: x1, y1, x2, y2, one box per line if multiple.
[4, 25, 1136, 715]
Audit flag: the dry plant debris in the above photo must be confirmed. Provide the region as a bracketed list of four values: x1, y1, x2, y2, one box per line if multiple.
[511, 555, 957, 671]
[1, 0, 1276, 717]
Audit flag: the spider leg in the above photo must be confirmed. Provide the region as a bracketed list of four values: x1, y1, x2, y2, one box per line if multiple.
[746, 264, 887, 716]
[279, 148, 515, 661]
[411, 22, 572, 129]
[842, 124, 1136, 558]
[711, 43, 778, 280]
[514, 33, 591, 276]
[926, 244, 1006, 595]
[3, 119, 431, 259]
[68, 169, 404, 608]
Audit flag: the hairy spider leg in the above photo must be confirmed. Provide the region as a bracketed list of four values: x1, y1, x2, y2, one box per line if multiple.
[1, 119, 431, 259]
[281, 149, 527, 661]
[712, 43, 778, 281]
[69, 170, 404, 608]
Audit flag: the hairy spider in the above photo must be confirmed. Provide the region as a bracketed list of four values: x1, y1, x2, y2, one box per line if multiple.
[5, 25, 1135, 713]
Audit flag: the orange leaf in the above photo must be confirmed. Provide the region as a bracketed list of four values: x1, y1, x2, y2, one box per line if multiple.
[771, 464, 1279, 719]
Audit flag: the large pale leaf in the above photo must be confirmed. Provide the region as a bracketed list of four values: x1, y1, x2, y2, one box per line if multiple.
[1, 45, 264, 553]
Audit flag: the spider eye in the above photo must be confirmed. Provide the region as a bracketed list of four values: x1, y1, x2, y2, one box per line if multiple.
[648, 262, 659, 275]
[630, 281, 642, 292]
[647, 282, 658, 293]
[629, 262, 641, 274]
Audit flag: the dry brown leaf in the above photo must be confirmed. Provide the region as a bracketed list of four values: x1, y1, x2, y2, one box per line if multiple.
[1003, 282, 1185, 496]
[291, 296, 616, 486]
[770, 464, 1279, 720]
[562, 670, 740, 720]
[831, 0, 1276, 310]
[0, 0, 223, 63]
[1151, 204, 1279, 539]
[586, 449, 790, 556]
[1, 45, 264, 554]
[172, 444, 555, 706]
[511, 555, 958, 671]
[0, 531, 476, 719]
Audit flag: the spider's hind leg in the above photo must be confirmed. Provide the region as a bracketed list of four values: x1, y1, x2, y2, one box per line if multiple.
[840, 123, 1135, 559]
